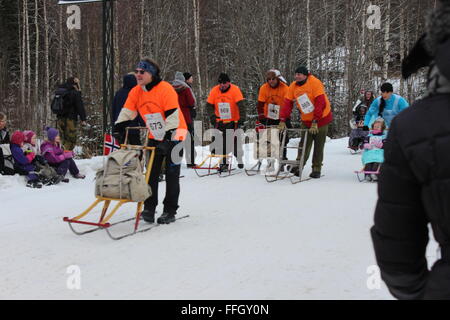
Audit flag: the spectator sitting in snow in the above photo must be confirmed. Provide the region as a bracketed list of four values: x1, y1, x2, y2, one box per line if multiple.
[23, 130, 62, 185]
[9, 130, 42, 188]
[0, 112, 14, 175]
[360, 118, 387, 181]
[41, 127, 85, 181]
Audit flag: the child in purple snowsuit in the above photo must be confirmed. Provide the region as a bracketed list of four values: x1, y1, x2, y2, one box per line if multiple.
[9, 130, 42, 188]
[40, 127, 85, 180]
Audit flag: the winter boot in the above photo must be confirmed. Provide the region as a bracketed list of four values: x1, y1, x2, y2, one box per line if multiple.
[309, 171, 321, 179]
[50, 175, 64, 185]
[218, 163, 229, 173]
[291, 166, 301, 177]
[157, 212, 176, 224]
[141, 209, 155, 224]
[73, 173, 85, 179]
[27, 180, 42, 189]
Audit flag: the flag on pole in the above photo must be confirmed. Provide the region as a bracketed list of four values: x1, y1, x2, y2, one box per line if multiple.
[103, 133, 120, 156]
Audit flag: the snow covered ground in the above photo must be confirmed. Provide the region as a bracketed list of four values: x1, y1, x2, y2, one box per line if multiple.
[0, 137, 438, 300]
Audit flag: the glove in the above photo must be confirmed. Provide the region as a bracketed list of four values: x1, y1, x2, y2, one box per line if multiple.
[309, 122, 319, 135]
[363, 143, 373, 150]
[373, 140, 383, 149]
[156, 140, 172, 156]
[64, 151, 74, 159]
[26, 152, 35, 163]
[112, 131, 124, 145]
[113, 122, 127, 145]
[363, 126, 370, 131]
[156, 130, 176, 156]
[190, 108, 197, 120]
[278, 121, 286, 130]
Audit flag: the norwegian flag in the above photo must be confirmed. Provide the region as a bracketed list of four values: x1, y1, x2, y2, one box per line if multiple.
[103, 133, 121, 156]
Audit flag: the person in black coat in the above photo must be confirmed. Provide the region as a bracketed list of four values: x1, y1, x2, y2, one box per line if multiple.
[111, 73, 144, 145]
[56, 77, 87, 151]
[371, 0, 450, 300]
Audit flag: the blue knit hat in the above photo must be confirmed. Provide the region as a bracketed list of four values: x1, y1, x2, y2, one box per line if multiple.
[46, 127, 59, 142]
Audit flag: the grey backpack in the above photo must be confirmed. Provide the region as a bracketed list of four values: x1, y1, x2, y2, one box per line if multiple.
[95, 149, 151, 202]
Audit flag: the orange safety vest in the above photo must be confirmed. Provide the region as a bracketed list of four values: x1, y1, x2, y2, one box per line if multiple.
[207, 84, 244, 122]
[258, 81, 289, 120]
[124, 81, 187, 141]
[286, 75, 331, 122]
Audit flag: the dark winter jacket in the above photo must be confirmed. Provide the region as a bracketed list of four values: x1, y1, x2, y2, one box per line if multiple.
[371, 40, 450, 299]
[111, 74, 145, 133]
[58, 84, 87, 121]
[10, 143, 35, 173]
[0, 128, 9, 144]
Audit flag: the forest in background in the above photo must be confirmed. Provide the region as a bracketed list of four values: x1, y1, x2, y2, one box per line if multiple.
[0, 0, 437, 156]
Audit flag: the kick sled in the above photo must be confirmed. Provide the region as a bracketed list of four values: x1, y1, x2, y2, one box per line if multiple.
[193, 154, 242, 178]
[248, 127, 314, 184]
[63, 127, 189, 240]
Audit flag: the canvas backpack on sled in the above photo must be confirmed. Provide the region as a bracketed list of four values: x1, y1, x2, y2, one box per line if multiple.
[95, 149, 151, 202]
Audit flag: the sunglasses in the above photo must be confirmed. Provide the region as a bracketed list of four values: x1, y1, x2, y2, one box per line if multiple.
[134, 69, 146, 75]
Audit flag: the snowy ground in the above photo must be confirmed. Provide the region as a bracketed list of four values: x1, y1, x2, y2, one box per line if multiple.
[0, 137, 438, 299]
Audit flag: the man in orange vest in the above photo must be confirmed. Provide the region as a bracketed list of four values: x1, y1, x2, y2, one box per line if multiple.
[279, 66, 333, 179]
[206, 73, 247, 171]
[257, 69, 290, 160]
[113, 58, 187, 224]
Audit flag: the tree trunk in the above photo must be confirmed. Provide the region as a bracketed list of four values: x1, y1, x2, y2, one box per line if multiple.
[43, 0, 50, 126]
[383, 0, 391, 81]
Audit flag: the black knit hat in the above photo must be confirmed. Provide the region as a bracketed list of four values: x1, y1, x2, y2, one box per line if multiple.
[218, 73, 231, 83]
[295, 66, 309, 76]
[183, 72, 192, 81]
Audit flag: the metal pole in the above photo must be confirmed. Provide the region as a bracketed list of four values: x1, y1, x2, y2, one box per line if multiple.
[102, 0, 114, 134]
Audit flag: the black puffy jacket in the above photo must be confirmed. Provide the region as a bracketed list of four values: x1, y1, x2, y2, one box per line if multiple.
[57, 86, 87, 122]
[371, 40, 450, 299]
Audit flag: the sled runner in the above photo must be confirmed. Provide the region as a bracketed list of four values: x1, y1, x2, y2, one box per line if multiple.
[63, 127, 189, 240]
[354, 167, 381, 182]
[348, 146, 361, 155]
[262, 128, 310, 184]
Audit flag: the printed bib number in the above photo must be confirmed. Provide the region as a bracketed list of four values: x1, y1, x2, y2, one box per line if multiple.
[218, 102, 232, 120]
[297, 94, 315, 114]
[145, 113, 166, 141]
[267, 104, 280, 120]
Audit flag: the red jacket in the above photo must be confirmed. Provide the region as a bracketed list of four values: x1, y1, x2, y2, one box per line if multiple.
[173, 85, 195, 124]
